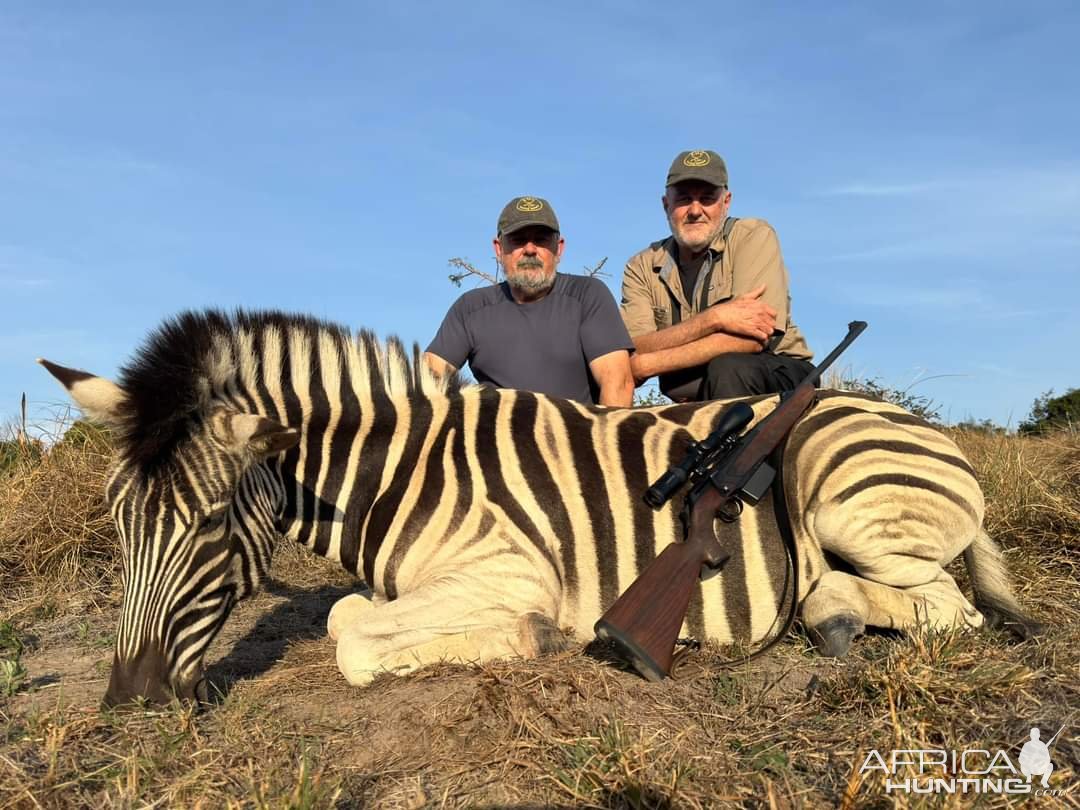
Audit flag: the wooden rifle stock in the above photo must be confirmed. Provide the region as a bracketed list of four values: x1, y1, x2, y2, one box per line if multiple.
[594, 485, 728, 681]
[594, 321, 867, 681]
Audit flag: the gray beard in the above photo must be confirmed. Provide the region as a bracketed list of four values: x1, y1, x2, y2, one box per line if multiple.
[506, 258, 556, 296]
[507, 269, 556, 295]
[670, 215, 723, 254]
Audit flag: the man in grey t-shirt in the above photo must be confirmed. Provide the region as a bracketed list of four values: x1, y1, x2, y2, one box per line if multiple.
[425, 196, 635, 406]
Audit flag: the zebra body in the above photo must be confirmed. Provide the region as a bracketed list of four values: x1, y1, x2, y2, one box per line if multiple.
[41, 311, 1035, 702]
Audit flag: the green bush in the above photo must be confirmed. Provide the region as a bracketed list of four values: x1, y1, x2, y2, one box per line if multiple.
[58, 419, 112, 451]
[953, 417, 1006, 435]
[832, 375, 942, 423]
[1020, 388, 1080, 435]
[633, 386, 670, 407]
[0, 437, 43, 476]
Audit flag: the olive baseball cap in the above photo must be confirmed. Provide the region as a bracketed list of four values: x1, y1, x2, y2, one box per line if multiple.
[496, 196, 560, 236]
[666, 150, 729, 188]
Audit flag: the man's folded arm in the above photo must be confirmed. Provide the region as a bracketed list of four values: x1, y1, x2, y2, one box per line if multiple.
[630, 333, 762, 384]
[629, 309, 721, 355]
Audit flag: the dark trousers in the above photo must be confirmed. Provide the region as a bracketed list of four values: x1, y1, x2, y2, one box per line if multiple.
[700, 353, 815, 400]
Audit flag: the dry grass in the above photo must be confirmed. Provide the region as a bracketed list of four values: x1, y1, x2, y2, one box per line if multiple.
[1, 428, 1078, 808]
[0, 425, 118, 623]
[951, 428, 1080, 548]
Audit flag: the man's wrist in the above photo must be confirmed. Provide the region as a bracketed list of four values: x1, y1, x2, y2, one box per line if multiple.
[703, 304, 725, 335]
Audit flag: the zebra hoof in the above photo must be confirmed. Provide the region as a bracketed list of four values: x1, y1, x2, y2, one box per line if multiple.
[328, 592, 375, 642]
[810, 613, 865, 657]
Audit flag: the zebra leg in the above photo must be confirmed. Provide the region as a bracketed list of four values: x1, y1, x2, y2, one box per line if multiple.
[804, 497, 983, 653]
[343, 612, 570, 679]
[803, 569, 983, 656]
[369, 613, 569, 671]
[338, 625, 528, 685]
[333, 572, 561, 686]
[813, 496, 977, 586]
[336, 619, 556, 686]
[327, 590, 380, 642]
[801, 571, 869, 656]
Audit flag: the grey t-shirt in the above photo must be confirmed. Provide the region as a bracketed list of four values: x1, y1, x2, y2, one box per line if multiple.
[427, 273, 634, 404]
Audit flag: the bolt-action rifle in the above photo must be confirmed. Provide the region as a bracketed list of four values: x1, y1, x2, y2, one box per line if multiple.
[594, 321, 868, 681]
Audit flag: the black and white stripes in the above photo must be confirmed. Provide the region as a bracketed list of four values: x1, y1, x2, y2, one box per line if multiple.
[43, 309, 1034, 700]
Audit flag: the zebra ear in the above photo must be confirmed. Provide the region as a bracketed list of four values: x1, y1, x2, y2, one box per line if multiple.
[211, 410, 301, 461]
[37, 359, 128, 427]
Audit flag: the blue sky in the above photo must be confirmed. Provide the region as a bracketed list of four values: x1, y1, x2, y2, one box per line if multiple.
[2, 2, 1078, 433]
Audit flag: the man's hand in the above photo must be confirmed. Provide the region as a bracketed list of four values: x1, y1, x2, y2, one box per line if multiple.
[706, 284, 776, 343]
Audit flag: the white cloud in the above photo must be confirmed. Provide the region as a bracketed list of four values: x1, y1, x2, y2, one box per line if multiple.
[836, 283, 1073, 321]
[0, 243, 86, 286]
[970, 362, 1021, 379]
[799, 240, 981, 264]
[846, 284, 989, 310]
[0, 275, 52, 289]
[818, 162, 1080, 211]
[801, 162, 1080, 266]
[815, 181, 947, 197]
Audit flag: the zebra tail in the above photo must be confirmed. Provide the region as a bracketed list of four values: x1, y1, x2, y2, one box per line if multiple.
[963, 530, 1044, 639]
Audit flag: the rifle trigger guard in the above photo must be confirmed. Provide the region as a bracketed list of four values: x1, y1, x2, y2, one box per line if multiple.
[717, 497, 743, 523]
[699, 558, 727, 581]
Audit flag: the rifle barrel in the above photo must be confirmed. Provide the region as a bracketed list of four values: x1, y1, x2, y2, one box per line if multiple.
[1046, 722, 1067, 748]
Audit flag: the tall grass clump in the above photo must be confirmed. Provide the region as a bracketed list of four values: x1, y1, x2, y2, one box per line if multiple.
[951, 427, 1080, 551]
[0, 419, 120, 618]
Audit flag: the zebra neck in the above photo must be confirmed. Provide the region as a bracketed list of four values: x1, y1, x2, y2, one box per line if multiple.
[275, 389, 449, 581]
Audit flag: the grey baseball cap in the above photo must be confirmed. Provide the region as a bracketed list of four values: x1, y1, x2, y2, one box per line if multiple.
[666, 150, 729, 188]
[497, 196, 560, 236]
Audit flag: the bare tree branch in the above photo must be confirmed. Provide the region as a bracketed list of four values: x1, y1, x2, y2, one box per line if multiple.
[583, 257, 609, 278]
[447, 256, 609, 286]
[447, 257, 499, 287]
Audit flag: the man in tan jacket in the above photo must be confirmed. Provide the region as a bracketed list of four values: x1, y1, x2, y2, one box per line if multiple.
[621, 150, 813, 402]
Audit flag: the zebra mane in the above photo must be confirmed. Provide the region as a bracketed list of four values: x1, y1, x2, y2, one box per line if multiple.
[115, 309, 460, 471]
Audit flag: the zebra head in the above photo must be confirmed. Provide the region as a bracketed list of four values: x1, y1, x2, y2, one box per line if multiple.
[39, 359, 300, 707]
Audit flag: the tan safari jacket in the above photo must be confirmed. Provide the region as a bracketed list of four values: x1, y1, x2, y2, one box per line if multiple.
[620, 217, 812, 361]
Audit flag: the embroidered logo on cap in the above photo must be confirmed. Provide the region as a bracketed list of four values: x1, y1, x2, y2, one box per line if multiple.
[683, 151, 711, 167]
[516, 197, 544, 212]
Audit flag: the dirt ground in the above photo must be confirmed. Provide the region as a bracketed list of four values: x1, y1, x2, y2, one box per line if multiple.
[4, 538, 1078, 809]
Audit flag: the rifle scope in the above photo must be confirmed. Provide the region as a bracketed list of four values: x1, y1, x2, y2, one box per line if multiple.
[643, 402, 754, 509]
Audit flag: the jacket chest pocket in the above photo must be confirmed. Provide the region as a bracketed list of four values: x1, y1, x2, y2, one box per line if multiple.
[652, 306, 672, 330]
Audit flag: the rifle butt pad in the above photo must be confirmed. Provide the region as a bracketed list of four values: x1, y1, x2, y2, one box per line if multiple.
[593, 542, 702, 681]
[594, 619, 669, 682]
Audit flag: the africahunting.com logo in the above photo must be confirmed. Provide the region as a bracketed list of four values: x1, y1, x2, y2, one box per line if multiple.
[860, 724, 1071, 797]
